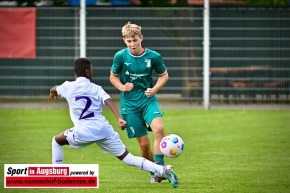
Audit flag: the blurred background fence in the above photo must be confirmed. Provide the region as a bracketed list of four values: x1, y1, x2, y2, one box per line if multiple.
[0, 7, 289, 105]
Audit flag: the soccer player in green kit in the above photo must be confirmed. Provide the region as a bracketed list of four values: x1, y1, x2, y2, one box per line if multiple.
[110, 22, 169, 183]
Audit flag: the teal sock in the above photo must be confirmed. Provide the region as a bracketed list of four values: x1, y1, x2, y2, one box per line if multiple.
[150, 154, 164, 176]
[154, 154, 164, 166]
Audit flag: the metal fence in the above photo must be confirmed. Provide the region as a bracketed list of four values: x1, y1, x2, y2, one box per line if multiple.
[0, 7, 289, 105]
[208, 7, 290, 105]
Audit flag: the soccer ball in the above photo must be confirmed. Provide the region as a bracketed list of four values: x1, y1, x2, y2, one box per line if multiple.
[160, 134, 184, 158]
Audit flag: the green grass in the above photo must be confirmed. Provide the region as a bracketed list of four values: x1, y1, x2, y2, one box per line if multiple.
[0, 108, 290, 193]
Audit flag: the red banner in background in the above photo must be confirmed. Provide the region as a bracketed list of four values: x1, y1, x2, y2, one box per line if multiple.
[0, 8, 36, 58]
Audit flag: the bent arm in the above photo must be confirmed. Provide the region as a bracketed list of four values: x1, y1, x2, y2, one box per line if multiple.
[104, 98, 122, 120]
[110, 73, 124, 91]
[153, 71, 169, 93]
[104, 98, 127, 129]
[110, 73, 134, 92]
[145, 71, 169, 97]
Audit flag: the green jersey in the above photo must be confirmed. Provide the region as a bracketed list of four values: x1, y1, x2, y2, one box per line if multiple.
[111, 48, 167, 114]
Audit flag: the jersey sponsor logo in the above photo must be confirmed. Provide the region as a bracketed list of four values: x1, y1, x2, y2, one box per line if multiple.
[126, 70, 148, 81]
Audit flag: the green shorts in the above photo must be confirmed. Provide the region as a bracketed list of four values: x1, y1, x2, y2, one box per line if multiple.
[121, 101, 164, 139]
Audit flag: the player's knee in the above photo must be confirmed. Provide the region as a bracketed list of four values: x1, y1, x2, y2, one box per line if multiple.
[152, 125, 165, 137]
[52, 136, 60, 146]
[52, 136, 67, 146]
[156, 125, 164, 132]
[139, 140, 150, 150]
[139, 140, 150, 152]
[53, 132, 69, 145]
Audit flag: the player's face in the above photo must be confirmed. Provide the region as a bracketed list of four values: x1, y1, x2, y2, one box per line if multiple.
[123, 35, 143, 55]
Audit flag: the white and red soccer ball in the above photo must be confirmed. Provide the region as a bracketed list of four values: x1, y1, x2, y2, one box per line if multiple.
[160, 134, 184, 158]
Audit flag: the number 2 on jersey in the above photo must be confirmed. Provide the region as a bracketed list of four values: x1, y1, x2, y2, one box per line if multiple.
[75, 96, 94, 120]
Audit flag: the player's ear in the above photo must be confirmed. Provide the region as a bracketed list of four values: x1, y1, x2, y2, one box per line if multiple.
[85, 69, 92, 80]
[85, 69, 90, 76]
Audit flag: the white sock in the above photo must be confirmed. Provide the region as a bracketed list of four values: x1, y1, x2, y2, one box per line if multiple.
[52, 137, 64, 164]
[122, 153, 164, 174]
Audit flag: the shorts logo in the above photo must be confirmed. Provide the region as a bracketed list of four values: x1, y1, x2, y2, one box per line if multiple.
[129, 127, 135, 135]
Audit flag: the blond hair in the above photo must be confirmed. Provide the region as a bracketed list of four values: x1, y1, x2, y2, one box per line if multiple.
[122, 22, 142, 38]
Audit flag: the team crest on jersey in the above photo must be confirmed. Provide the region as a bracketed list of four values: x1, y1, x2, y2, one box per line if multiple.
[145, 59, 151, 68]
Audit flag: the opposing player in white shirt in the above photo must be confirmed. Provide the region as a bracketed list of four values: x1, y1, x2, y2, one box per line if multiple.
[48, 58, 178, 188]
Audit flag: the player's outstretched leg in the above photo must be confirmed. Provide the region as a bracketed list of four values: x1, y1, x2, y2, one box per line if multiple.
[163, 165, 178, 188]
[119, 151, 178, 188]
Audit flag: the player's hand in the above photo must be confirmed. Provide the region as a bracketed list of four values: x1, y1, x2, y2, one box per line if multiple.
[145, 88, 156, 97]
[118, 118, 127, 130]
[122, 82, 134, 92]
[48, 92, 59, 102]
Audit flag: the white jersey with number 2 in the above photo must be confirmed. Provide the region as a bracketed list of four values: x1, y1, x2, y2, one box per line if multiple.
[56, 77, 115, 142]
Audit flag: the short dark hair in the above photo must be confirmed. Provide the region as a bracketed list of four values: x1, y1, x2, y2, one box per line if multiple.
[74, 58, 91, 77]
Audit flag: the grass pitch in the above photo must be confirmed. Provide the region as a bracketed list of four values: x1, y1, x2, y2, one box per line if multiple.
[0, 108, 290, 193]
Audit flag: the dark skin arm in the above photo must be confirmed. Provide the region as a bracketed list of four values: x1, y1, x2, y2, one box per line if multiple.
[104, 98, 127, 130]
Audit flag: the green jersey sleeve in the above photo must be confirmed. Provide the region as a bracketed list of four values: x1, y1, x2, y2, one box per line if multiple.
[152, 52, 167, 75]
[111, 50, 124, 74]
